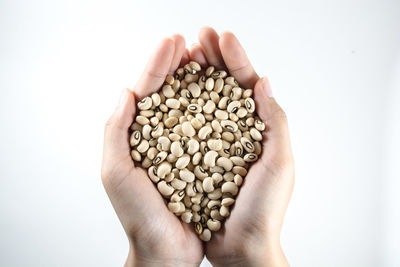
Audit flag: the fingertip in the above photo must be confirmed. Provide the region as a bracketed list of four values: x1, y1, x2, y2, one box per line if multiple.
[179, 48, 190, 67]
[189, 44, 208, 68]
[170, 34, 186, 72]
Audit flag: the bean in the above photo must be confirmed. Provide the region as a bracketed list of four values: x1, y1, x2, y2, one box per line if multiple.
[131, 150, 141, 161]
[203, 100, 216, 114]
[204, 150, 218, 167]
[207, 219, 221, 231]
[250, 128, 263, 141]
[182, 121, 196, 137]
[157, 162, 172, 178]
[198, 125, 212, 140]
[240, 137, 255, 152]
[166, 99, 181, 109]
[179, 168, 195, 182]
[176, 154, 191, 169]
[203, 177, 215, 193]
[205, 77, 215, 91]
[171, 141, 184, 157]
[138, 97, 152, 110]
[137, 139, 149, 153]
[171, 178, 187, 190]
[188, 82, 201, 98]
[245, 98, 255, 113]
[221, 197, 235, 206]
[157, 181, 174, 197]
[215, 110, 228, 120]
[216, 157, 233, 171]
[136, 116, 150, 125]
[200, 228, 211, 242]
[244, 153, 258, 162]
[220, 205, 230, 217]
[187, 103, 202, 113]
[221, 181, 238, 196]
[162, 84, 175, 98]
[181, 211, 193, 223]
[130, 130, 141, 146]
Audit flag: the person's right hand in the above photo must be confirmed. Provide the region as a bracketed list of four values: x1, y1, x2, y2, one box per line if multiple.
[190, 27, 295, 267]
[101, 35, 204, 267]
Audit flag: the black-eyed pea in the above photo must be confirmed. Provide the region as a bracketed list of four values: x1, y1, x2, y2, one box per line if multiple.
[215, 109, 228, 120]
[147, 166, 159, 183]
[148, 138, 158, 147]
[146, 147, 158, 160]
[246, 117, 255, 126]
[170, 190, 185, 202]
[243, 131, 251, 140]
[179, 168, 195, 183]
[171, 178, 187, 190]
[192, 152, 202, 165]
[242, 89, 253, 98]
[175, 67, 185, 80]
[190, 118, 203, 130]
[151, 93, 161, 106]
[255, 119, 266, 131]
[175, 154, 190, 169]
[205, 77, 214, 91]
[136, 116, 150, 126]
[130, 130, 141, 146]
[220, 205, 230, 217]
[195, 221, 203, 235]
[208, 188, 222, 200]
[169, 133, 181, 142]
[230, 87, 242, 100]
[137, 139, 149, 153]
[137, 96, 152, 110]
[142, 124, 152, 140]
[166, 153, 177, 163]
[159, 103, 168, 112]
[210, 91, 220, 104]
[222, 84, 232, 97]
[195, 113, 206, 124]
[187, 139, 200, 155]
[245, 98, 256, 113]
[200, 228, 211, 242]
[240, 137, 255, 152]
[191, 193, 203, 205]
[188, 82, 201, 98]
[210, 209, 224, 220]
[140, 110, 155, 118]
[151, 123, 164, 138]
[223, 172, 234, 182]
[192, 211, 201, 223]
[207, 200, 221, 210]
[232, 166, 247, 176]
[198, 125, 212, 140]
[221, 181, 238, 196]
[203, 100, 216, 114]
[181, 121, 196, 137]
[230, 156, 246, 166]
[201, 196, 210, 208]
[237, 120, 248, 131]
[192, 204, 201, 212]
[157, 162, 172, 178]
[165, 172, 174, 182]
[221, 120, 238, 133]
[204, 207, 211, 216]
[227, 100, 241, 113]
[195, 180, 203, 193]
[207, 139, 223, 151]
[166, 99, 181, 109]
[142, 156, 152, 168]
[203, 177, 215, 193]
[185, 182, 196, 197]
[212, 70, 227, 79]
[212, 173, 223, 187]
[131, 150, 141, 162]
[130, 122, 142, 131]
[250, 128, 263, 141]
[214, 78, 224, 93]
[204, 150, 218, 167]
[244, 153, 258, 162]
[194, 166, 208, 180]
[221, 197, 235, 206]
[211, 120, 223, 133]
[157, 136, 171, 151]
[205, 66, 215, 77]
[254, 141, 262, 155]
[181, 210, 193, 223]
[198, 75, 206, 89]
[225, 76, 238, 87]
[168, 201, 183, 213]
[162, 84, 175, 98]
[157, 181, 174, 197]
[234, 174, 243, 186]
[184, 74, 198, 83]
[217, 157, 233, 172]
[222, 132, 234, 142]
[183, 195, 192, 208]
[171, 141, 184, 157]
[207, 219, 221, 232]
[236, 107, 248, 118]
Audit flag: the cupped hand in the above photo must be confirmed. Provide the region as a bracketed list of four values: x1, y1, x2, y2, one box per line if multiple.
[101, 35, 203, 267]
[191, 27, 294, 267]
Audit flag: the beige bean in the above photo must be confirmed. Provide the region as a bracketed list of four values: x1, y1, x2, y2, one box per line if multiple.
[198, 125, 212, 140]
[234, 174, 243, 186]
[205, 77, 214, 91]
[142, 156, 152, 168]
[168, 201, 184, 213]
[169, 133, 181, 142]
[171, 141, 184, 157]
[184, 74, 198, 83]
[199, 228, 211, 242]
[142, 124, 152, 140]
[137, 139, 149, 153]
[220, 205, 230, 217]
[157, 136, 171, 151]
[130, 130, 141, 146]
[216, 157, 233, 171]
[151, 93, 161, 106]
[175, 154, 191, 169]
[131, 150, 141, 161]
[230, 156, 246, 166]
[232, 166, 247, 176]
[245, 98, 256, 113]
[188, 82, 201, 98]
[203, 177, 215, 193]
[136, 116, 150, 125]
[221, 197, 235, 206]
[250, 128, 263, 141]
[195, 222, 203, 235]
[181, 211, 193, 223]
[207, 139, 223, 151]
[162, 84, 175, 98]
[212, 173, 223, 187]
[156, 161, 172, 178]
[227, 100, 241, 113]
[221, 181, 238, 196]
[207, 200, 221, 210]
[254, 141, 262, 155]
[165, 98, 181, 109]
[240, 137, 255, 152]
[204, 150, 218, 167]
[165, 74, 175, 85]
[179, 168, 195, 182]
[210, 91, 220, 103]
[194, 165, 208, 179]
[212, 70, 227, 79]
[205, 66, 215, 77]
[146, 147, 158, 160]
[208, 188, 222, 200]
[203, 100, 216, 114]
[181, 121, 196, 137]
[214, 78, 224, 93]
[147, 166, 160, 183]
[236, 107, 248, 118]
[138, 96, 152, 110]
[210, 209, 224, 220]
[220, 120, 238, 133]
[243, 89, 253, 98]
[170, 190, 185, 202]
[192, 152, 202, 165]
[215, 109, 228, 120]
[195, 179, 204, 193]
[140, 110, 155, 118]
[255, 119, 266, 131]
[187, 103, 202, 113]
[207, 219, 221, 231]
[171, 178, 187, 190]
[157, 181, 174, 197]
[244, 153, 258, 162]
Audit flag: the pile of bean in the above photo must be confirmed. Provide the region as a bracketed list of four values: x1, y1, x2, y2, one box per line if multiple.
[130, 61, 265, 241]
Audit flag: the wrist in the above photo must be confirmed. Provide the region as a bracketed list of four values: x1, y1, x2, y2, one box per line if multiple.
[125, 244, 201, 267]
[210, 240, 288, 267]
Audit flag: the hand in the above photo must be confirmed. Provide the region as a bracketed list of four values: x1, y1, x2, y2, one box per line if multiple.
[101, 35, 204, 267]
[190, 27, 294, 266]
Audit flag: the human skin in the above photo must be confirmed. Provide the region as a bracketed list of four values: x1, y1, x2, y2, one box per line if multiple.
[101, 27, 294, 267]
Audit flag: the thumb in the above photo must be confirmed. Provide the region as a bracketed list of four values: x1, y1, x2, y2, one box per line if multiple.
[102, 88, 136, 184]
[253, 77, 293, 170]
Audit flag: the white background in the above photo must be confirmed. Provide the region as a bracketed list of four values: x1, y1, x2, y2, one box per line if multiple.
[1, 0, 399, 266]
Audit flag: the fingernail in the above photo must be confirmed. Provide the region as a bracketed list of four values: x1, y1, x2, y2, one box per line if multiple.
[262, 77, 273, 97]
[118, 89, 128, 107]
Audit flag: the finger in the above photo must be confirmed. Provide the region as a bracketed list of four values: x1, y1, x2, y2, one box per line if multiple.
[198, 26, 225, 69]
[169, 34, 186, 73]
[134, 37, 175, 100]
[102, 88, 136, 171]
[189, 43, 208, 68]
[253, 77, 292, 162]
[179, 48, 190, 67]
[219, 31, 259, 88]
